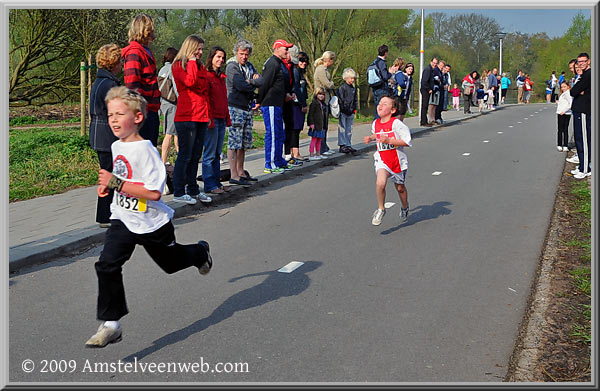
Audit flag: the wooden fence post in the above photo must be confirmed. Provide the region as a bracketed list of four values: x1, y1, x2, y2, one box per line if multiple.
[80, 61, 86, 137]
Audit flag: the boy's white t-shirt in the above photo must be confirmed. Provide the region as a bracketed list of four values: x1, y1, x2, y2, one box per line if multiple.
[371, 118, 412, 173]
[110, 139, 174, 234]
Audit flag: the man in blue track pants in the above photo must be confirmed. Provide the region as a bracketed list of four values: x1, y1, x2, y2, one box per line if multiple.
[569, 52, 592, 180]
[257, 39, 295, 173]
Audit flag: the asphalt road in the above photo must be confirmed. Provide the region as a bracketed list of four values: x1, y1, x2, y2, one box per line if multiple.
[9, 104, 565, 383]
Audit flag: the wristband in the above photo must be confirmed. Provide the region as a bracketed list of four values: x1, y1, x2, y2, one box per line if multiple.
[107, 174, 125, 192]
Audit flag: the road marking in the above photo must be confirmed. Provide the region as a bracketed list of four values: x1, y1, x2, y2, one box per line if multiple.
[508, 125, 514, 128]
[517, 121, 522, 123]
[384, 202, 396, 208]
[432, 171, 442, 176]
[508, 287, 517, 293]
[278, 261, 304, 273]
[462, 153, 471, 156]
[524, 118, 529, 120]
[498, 131, 504, 134]
[530, 114, 534, 116]
[483, 140, 490, 143]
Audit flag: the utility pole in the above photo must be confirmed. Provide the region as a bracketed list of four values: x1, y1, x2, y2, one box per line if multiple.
[419, 9, 424, 116]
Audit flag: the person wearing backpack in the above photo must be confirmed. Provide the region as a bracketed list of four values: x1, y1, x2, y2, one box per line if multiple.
[157, 47, 179, 167]
[368, 45, 399, 119]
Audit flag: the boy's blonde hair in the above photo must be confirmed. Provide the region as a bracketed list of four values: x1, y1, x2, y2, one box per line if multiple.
[128, 14, 155, 46]
[96, 43, 121, 70]
[313, 51, 335, 68]
[174, 35, 205, 71]
[342, 67, 356, 81]
[105, 86, 147, 128]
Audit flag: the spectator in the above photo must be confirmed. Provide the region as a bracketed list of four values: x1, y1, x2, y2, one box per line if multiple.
[500, 72, 511, 104]
[158, 47, 179, 167]
[203, 46, 232, 195]
[443, 63, 452, 111]
[545, 76, 553, 103]
[337, 67, 358, 154]
[461, 70, 478, 114]
[516, 70, 526, 104]
[289, 49, 310, 162]
[523, 73, 533, 104]
[449, 83, 461, 111]
[369, 45, 399, 119]
[257, 39, 294, 173]
[313, 50, 336, 155]
[420, 57, 438, 126]
[394, 62, 414, 121]
[89, 43, 122, 228]
[434, 60, 447, 124]
[556, 81, 572, 152]
[171, 34, 212, 205]
[225, 38, 263, 185]
[307, 88, 327, 160]
[558, 70, 566, 86]
[487, 68, 499, 107]
[476, 84, 486, 112]
[122, 14, 161, 146]
[550, 70, 558, 102]
[283, 46, 300, 166]
[569, 53, 591, 179]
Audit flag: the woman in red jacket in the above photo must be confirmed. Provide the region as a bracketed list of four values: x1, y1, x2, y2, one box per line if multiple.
[122, 14, 161, 146]
[203, 46, 233, 194]
[171, 35, 212, 205]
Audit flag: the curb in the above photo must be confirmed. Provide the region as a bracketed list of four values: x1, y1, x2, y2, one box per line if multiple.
[9, 109, 487, 273]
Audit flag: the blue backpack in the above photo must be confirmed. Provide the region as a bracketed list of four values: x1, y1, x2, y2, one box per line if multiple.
[367, 59, 384, 88]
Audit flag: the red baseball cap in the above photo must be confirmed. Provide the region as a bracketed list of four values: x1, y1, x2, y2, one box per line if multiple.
[272, 39, 293, 50]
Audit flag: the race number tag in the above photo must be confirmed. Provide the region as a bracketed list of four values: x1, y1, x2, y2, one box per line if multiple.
[376, 131, 396, 151]
[115, 192, 147, 212]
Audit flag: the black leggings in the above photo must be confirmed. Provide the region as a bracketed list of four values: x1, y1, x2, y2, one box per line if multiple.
[285, 129, 302, 154]
[557, 114, 570, 147]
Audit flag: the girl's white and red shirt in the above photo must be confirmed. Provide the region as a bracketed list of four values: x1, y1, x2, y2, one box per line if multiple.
[371, 118, 412, 174]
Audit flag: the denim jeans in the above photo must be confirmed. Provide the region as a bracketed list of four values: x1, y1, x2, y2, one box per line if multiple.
[173, 121, 207, 197]
[139, 110, 160, 146]
[202, 118, 226, 192]
[338, 113, 354, 146]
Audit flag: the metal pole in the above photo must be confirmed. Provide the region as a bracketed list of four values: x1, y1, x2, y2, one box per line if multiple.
[80, 61, 86, 137]
[418, 9, 424, 117]
[499, 38, 503, 76]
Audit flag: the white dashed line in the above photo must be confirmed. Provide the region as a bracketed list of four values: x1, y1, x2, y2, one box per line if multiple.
[278, 261, 304, 273]
[483, 140, 490, 143]
[508, 126, 514, 128]
[517, 121, 522, 123]
[498, 131, 504, 134]
[432, 171, 443, 176]
[462, 153, 471, 156]
[384, 202, 396, 208]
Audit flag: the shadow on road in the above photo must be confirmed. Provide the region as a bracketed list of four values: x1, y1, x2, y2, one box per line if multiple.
[122, 260, 322, 362]
[381, 201, 452, 235]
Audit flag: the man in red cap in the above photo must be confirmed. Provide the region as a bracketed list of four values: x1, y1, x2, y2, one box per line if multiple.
[257, 39, 296, 173]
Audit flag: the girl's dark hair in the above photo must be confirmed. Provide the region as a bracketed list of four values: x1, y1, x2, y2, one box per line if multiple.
[404, 62, 414, 75]
[205, 46, 226, 72]
[298, 51, 309, 64]
[163, 47, 178, 65]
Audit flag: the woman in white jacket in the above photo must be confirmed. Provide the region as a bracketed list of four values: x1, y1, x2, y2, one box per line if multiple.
[556, 81, 573, 152]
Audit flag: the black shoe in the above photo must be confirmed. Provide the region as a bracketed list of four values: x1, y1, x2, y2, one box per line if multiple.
[240, 175, 258, 182]
[197, 241, 212, 275]
[230, 177, 252, 187]
[349, 146, 358, 153]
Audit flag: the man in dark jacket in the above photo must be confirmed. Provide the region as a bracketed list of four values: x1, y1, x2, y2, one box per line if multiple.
[225, 38, 263, 185]
[420, 57, 438, 126]
[370, 45, 399, 119]
[570, 53, 591, 179]
[257, 39, 295, 173]
[434, 60, 446, 124]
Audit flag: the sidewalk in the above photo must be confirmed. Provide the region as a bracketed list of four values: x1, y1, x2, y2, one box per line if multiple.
[8, 106, 492, 272]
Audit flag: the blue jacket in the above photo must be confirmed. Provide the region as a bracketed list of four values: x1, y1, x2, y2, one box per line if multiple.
[501, 76, 511, 89]
[488, 73, 499, 88]
[292, 66, 308, 107]
[89, 68, 120, 152]
[372, 56, 393, 93]
[394, 72, 412, 100]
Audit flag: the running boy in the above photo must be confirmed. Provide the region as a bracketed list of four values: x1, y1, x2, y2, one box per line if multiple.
[86, 86, 213, 348]
[363, 95, 412, 226]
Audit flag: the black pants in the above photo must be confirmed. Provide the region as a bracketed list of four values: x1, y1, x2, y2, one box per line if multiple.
[139, 110, 160, 147]
[96, 151, 114, 224]
[435, 97, 443, 121]
[95, 220, 209, 321]
[464, 94, 472, 113]
[557, 114, 570, 147]
[420, 89, 430, 125]
[283, 100, 296, 155]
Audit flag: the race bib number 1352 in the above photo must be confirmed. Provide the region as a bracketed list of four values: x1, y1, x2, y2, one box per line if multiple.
[116, 192, 147, 212]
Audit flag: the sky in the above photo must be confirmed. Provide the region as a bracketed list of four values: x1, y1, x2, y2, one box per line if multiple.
[425, 9, 592, 39]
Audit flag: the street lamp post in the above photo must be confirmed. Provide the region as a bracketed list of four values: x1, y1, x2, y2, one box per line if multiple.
[496, 32, 507, 76]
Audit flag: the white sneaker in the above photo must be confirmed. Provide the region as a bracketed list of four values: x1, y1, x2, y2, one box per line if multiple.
[574, 171, 591, 179]
[309, 155, 320, 161]
[562, 146, 570, 152]
[570, 168, 581, 175]
[566, 155, 580, 164]
[323, 150, 335, 155]
[193, 192, 212, 203]
[371, 208, 385, 226]
[557, 146, 563, 152]
[173, 194, 197, 205]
